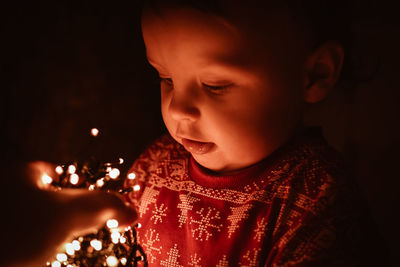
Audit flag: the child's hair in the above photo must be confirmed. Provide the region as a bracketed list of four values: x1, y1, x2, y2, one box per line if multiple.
[143, 0, 373, 91]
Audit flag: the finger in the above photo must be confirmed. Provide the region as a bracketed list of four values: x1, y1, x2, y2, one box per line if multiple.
[25, 161, 58, 189]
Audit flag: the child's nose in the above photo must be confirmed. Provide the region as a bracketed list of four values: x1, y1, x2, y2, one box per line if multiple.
[168, 89, 200, 122]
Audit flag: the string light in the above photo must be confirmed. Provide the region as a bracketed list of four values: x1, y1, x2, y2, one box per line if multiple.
[106, 219, 119, 229]
[72, 240, 81, 251]
[106, 256, 118, 267]
[67, 165, 76, 174]
[55, 166, 64, 175]
[109, 168, 120, 179]
[44, 129, 148, 267]
[41, 173, 53, 185]
[133, 184, 141, 192]
[65, 243, 75, 256]
[69, 173, 79, 185]
[90, 128, 99, 137]
[111, 231, 121, 244]
[56, 253, 67, 262]
[96, 178, 105, 187]
[90, 239, 102, 251]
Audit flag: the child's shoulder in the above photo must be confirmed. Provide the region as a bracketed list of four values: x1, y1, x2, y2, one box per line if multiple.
[279, 127, 357, 204]
[284, 127, 346, 173]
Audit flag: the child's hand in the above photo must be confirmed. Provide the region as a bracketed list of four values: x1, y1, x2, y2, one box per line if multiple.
[5, 161, 138, 267]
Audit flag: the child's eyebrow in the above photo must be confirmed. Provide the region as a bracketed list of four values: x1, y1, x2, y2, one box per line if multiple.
[198, 59, 254, 75]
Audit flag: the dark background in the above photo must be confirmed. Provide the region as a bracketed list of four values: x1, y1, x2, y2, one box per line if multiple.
[3, 0, 400, 260]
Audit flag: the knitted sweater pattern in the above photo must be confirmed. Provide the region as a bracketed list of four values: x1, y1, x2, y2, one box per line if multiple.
[124, 130, 364, 266]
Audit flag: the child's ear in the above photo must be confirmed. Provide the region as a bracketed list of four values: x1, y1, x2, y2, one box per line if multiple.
[303, 41, 344, 103]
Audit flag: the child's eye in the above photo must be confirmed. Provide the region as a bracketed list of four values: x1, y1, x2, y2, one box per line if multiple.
[202, 83, 232, 92]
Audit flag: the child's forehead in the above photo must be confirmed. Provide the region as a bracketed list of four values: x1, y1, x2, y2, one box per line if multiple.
[142, 7, 248, 68]
[142, 1, 312, 62]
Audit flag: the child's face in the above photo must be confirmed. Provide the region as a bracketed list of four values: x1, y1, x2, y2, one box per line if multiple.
[142, 4, 313, 172]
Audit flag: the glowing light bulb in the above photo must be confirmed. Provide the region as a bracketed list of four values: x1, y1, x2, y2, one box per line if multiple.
[111, 231, 121, 243]
[88, 184, 95, 191]
[137, 222, 142, 229]
[41, 173, 53, 185]
[90, 239, 102, 251]
[106, 256, 118, 267]
[67, 265, 74, 267]
[56, 253, 67, 262]
[67, 165, 76, 174]
[109, 168, 120, 179]
[128, 172, 136, 180]
[65, 243, 75, 255]
[52, 261, 61, 267]
[91, 128, 99, 137]
[119, 158, 124, 164]
[72, 240, 81, 251]
[70, 173, 79, 185]
[133, 184, 141, 192]
[55, 166, 64, 175]
[96, 178, 105, 187]
[119, 236, 126, 244]
[106, 219, 119, 229]
[120, 257, 127, 265]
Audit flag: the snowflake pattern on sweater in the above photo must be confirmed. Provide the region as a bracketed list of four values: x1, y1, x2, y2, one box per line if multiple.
[124, 128, 375, 266]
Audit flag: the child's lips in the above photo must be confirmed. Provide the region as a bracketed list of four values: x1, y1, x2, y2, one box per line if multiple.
[181, 138, 215, 155]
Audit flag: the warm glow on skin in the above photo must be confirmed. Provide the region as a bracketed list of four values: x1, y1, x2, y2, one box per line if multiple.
[141, 3, 314, 173]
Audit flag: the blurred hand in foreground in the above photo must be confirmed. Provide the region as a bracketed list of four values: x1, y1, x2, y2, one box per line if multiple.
[1, 161, 138, 267]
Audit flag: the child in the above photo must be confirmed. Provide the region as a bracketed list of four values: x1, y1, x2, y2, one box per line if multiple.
[125, 1, 388, 266]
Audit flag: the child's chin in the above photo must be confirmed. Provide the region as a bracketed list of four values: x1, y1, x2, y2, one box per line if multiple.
[192, 155, 228, 173]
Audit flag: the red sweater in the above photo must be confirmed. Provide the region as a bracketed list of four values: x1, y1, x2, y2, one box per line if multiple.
[124, 128, 384, 266]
